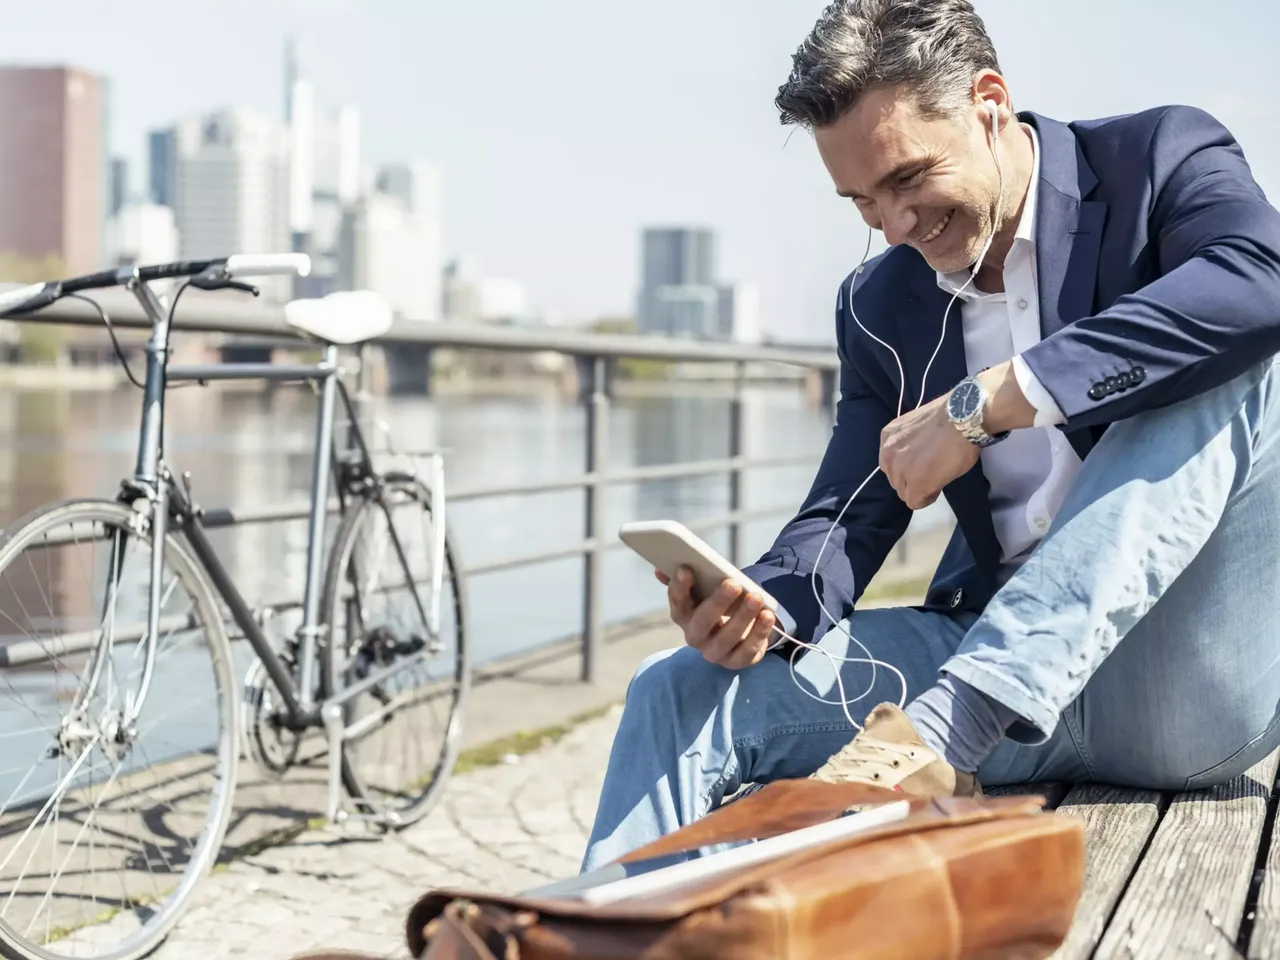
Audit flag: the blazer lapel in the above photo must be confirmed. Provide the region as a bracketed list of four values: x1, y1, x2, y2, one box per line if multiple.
[1024, 112, 1108, 461]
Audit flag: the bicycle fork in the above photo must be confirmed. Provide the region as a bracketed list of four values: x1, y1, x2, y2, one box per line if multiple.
[64, 482, 166, 762]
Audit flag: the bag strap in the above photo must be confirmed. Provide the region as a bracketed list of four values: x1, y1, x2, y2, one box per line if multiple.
[419, 900, 535, 960]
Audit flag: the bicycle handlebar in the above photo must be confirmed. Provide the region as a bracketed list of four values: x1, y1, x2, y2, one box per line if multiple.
[225, 254, 312, 278]
[0, 283, 52, 316]
[0, 252, 313, 318]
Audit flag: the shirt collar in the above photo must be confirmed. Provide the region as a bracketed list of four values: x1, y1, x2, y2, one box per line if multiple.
[936, 123, 1041, 299]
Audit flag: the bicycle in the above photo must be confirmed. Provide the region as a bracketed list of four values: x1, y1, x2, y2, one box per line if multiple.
[0, 255, 470, 960]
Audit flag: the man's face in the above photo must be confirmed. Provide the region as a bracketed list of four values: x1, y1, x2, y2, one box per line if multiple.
[815, 85, 1002, 275]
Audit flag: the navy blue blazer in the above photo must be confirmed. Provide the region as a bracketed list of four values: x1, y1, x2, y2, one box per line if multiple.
[742, 104, 1280, 651]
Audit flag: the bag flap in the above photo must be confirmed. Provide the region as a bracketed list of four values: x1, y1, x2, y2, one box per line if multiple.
[618, 779, 909, 862]
[406, 786, 1049, 953]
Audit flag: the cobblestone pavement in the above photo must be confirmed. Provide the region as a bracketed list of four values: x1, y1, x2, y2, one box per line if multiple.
[62, 707, 623, 960]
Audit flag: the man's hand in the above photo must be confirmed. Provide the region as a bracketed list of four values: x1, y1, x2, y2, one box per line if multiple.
[658, 567, 777, 670]
[879, 394, 979, 509]
[880, 360, 1038, 509]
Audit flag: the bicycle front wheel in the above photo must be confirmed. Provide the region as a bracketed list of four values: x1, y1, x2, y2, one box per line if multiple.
[321, 471, 469, 828]
[0, 498, 239, 960]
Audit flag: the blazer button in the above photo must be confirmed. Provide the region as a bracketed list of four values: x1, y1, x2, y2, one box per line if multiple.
[950, 589, 964, 609]
[1088, 385, 1104, 400]
[1131, 366, 1147, 383]
[1104, 376, 1119, 393]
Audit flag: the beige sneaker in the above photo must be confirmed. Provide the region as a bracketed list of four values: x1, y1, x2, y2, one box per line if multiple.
[809, 702, 982, 799]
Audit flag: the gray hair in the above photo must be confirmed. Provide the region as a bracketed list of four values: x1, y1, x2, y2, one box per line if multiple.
[775, 0, 1002, 129]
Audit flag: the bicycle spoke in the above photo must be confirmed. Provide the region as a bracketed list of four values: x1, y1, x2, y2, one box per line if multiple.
[0, 501, 237, 960]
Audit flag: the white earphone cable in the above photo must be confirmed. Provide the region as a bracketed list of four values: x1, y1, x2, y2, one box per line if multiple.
[761, 105, 1007, 732]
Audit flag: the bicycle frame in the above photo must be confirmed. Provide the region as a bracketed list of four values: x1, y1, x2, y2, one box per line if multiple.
[118, 277, 350, 730]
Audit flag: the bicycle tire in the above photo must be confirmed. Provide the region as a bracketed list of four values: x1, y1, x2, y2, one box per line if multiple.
[319, 471, 470, 828]
[0, 498, 239, 960]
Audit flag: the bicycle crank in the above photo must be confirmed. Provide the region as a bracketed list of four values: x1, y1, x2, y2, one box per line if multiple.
[242, 657, 303, 779]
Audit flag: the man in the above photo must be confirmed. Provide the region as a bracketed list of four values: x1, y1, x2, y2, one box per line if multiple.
[581, 0, 1280, 873]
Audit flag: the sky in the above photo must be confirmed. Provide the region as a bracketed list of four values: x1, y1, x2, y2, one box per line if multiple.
[2, 0, 1278, 343]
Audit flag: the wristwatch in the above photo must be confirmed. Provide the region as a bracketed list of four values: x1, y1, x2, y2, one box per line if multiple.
[947, 374, 1010, 447]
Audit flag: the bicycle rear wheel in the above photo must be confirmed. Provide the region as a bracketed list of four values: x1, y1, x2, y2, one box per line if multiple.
[0, 498, 238, 960]
[320, 471, 469, 828]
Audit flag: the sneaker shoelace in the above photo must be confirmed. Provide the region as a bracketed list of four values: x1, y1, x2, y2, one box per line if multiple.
[824, 737, 924, 784]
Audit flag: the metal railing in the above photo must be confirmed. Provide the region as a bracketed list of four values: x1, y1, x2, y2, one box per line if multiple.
[5, 291, 844, 682]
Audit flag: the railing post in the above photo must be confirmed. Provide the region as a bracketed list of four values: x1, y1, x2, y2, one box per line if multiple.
[582, 355, 609, 683]
[821, 367, 839, 421]
[728, 361, 745, 566]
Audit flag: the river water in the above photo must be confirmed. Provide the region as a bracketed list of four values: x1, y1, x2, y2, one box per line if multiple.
[0, 379, 959, 820]
[0, 380, 951, 668]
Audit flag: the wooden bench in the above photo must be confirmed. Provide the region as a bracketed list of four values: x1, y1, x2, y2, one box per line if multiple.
[989, 749, 1280, 959]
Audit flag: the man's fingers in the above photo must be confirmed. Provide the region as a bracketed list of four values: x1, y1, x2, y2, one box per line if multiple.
[654, 569, 671, 586]
[702, 592, 766, 665]
[720, 608, 778, 670]
[685, 579, 744, 648]
[667, 566, 696, 626]
[702, 593, 760, 662]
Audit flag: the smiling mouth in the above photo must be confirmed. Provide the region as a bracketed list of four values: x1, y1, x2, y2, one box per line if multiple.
[918, 210, 954, 244]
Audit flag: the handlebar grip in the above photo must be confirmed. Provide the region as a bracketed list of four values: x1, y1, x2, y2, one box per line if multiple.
[0, 283, 51, 317]
[224, 253, 312, 279]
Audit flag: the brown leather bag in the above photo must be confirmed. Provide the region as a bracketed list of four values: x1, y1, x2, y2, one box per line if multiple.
[391, 780, 1085, 960]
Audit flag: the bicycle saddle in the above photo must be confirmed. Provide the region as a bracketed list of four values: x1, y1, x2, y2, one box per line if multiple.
[283, 289, 394, 345]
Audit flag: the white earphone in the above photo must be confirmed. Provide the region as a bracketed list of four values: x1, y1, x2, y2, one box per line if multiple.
[763, 95, 1007, 730]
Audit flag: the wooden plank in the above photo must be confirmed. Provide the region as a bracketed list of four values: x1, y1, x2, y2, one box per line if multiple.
[1095, 750, 1280, 960]
[1044, 784, 1164, 960]
[1245, 754, 1280, 958]
[984, 780, 1071, 809]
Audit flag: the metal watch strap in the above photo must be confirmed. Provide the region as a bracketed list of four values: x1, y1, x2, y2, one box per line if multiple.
[950, 374, 1009, 447]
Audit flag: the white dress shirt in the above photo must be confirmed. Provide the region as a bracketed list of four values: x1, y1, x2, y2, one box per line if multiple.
[936, 125, 1083, 578]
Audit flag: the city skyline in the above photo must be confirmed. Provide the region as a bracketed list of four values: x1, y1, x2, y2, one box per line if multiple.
[2, 1, 1278, 343]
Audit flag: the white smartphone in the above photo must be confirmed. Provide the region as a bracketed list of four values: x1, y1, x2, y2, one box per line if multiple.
[618, 519, 777, 610]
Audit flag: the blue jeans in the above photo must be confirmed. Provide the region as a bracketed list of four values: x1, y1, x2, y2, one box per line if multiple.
[580, 357, 1280, 873]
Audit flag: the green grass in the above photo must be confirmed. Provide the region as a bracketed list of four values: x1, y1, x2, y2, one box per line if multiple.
[452, 702, 620, 775]
[859, 573, 933, 605]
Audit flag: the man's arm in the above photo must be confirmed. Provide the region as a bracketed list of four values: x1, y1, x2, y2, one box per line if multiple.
[1020, 105, 1280, 429]
[741, 282, 912, 650]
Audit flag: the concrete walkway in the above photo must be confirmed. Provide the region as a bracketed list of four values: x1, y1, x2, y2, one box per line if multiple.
[54, 538, 944, 960]
[75, 708, 624, 959]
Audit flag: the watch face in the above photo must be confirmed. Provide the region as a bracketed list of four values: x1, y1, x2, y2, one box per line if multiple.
[948, 380, 982, 421]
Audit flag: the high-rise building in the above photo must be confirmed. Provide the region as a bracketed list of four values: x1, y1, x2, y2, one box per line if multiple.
[105, 203, 179, 269]
[147, 128, 176, 207]
[340, 166, 442, 320]
[441, 258, 482, 323]
[109, 156, 128, 216]
[315, 105, 360, 205]
[637, 227, 718, 338]
[295, 106, 361, 298]
[0, 66, 104, 276]
[717, 282, 761, 344]
[641, 227, 716, 290]
[376, 161, 440, 220]
[172, 107, 291, 300]
[636, 227, 761, 341]
[285, 36, 315, 246]
[649, 284, 718, 338]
